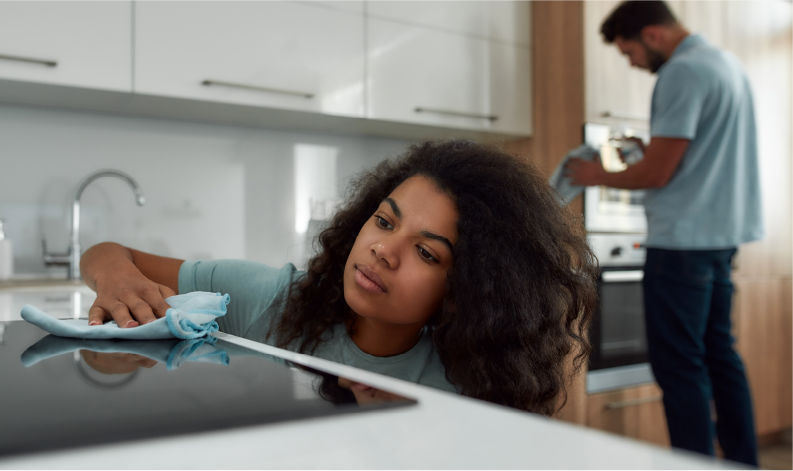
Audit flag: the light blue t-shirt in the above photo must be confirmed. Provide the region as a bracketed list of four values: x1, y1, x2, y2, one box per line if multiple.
[645, 34, 763, 249]
[178, 259, 457, 394]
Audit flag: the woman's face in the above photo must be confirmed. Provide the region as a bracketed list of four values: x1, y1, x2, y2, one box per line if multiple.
[343, 175, 458, 327]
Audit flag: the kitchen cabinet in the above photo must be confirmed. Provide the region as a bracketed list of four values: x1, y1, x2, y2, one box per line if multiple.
[303, 1, 364, 15]
[135, 2, 365, 118]
[586, 383, 670, 447]
[367, 18, 532, 135]
[727, 0, 792, 439]
[583, 1, 658, 125]
[584, 1, 737, 125]
[0, 1, 534, 140]
[734, 278, 793, 436]
[0, 1, 131, 92]
[674, 1, 725, 48]
[367, 1, 531, 47]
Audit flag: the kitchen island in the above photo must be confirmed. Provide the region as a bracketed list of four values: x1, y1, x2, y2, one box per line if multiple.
[0, 284, 734, 469]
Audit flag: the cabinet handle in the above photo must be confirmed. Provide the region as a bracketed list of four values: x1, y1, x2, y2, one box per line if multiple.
[605, 395, 663, 409]
[0, 53, 57, 67]
[601, 270, 644, 283]
[600, 111, 648, 122]
[202, 80, 313, 99]
[415, 107, 498, 122]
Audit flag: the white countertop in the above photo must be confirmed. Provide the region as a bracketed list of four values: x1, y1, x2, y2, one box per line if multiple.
[0, 285, 734, 469]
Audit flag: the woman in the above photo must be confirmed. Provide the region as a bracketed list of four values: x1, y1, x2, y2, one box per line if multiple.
[81, 140, 598, 416]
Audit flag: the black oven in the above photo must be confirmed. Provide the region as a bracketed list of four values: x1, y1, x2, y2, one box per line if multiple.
[586, 233, 655, 393]
[589, 266, 648, 371]
[582, 123, 656, 393]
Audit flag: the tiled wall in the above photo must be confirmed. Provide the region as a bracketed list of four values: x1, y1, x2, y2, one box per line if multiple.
[0, 105, 410, 276]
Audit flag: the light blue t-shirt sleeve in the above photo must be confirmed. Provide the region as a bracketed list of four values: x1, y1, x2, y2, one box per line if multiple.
[651, 63, 705, 139]
[178, 260, 300, 341]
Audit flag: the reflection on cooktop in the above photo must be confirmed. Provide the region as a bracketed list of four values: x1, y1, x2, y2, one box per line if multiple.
[0, 320, 417, 458]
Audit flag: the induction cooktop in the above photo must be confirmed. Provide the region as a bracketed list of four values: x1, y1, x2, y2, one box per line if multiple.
[0, 320, 417, 458]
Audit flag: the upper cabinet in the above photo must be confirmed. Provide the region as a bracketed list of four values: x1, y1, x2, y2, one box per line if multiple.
[0, 1, 532, 138]
[0, 1, 131, 91]
[367, 18, 532, 135]
[135, 2, 365, 118]
[584, 0, 730, 125]
[584, 1, 657, 125]
[367, 1, 531, 47]
[302, 1, 365, 15]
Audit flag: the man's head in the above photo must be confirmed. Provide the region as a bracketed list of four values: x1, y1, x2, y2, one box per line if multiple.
[601, 1, 685, 73]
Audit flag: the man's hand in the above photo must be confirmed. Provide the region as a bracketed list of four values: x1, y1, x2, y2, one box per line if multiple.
[622, 136, 646, 153]
[566, 154, 608, 187]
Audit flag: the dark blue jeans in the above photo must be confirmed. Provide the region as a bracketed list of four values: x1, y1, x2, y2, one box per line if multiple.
[643, 248, 757, 466]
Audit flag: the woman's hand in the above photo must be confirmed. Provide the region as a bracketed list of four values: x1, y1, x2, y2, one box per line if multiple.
[89, 267, 175, 327]
[80, 350, 157, 374]
[81, 242, 183, 328]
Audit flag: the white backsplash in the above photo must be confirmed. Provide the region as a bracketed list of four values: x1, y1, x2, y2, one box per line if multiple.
[0, 104, 411, 276]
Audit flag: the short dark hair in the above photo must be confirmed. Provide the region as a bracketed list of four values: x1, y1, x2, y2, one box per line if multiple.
[600, 1, 678, 43]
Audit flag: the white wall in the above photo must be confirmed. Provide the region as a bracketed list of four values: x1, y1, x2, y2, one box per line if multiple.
[0, 105, 410, 276]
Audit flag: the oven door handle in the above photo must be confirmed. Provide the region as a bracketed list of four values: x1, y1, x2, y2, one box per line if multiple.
[601, 270, 644, 282]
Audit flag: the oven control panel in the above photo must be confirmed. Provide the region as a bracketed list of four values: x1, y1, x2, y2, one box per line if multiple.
[588, 233, 647, 267]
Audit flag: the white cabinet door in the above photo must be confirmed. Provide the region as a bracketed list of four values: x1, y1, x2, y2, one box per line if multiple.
[0, 1, 131, 91]
[675, 1, 725, 48]
[303, 1, 364, 15]
[584, 0, 657, 124]
[367, 1, 531, 47]
[584, 1, 703, 125]
[367, 18, 531, 135]
[135, 2, 365, 118]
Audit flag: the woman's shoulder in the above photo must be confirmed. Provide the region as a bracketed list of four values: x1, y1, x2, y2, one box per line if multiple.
[179, 260, 303, 294]
[179, 260, 304, 339]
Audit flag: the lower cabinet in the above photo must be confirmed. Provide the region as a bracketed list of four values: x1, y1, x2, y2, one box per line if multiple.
[586, 383, 670, 447]
[733, 277, 793, 436]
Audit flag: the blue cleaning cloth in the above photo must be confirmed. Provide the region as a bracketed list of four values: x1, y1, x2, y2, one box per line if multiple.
[20, 335, 229, 370]
[20, 291, 229, 340]
[548, 144, 599, 206]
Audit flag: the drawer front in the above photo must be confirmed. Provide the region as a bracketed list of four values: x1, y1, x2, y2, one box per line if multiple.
[586, 383, 670, 447]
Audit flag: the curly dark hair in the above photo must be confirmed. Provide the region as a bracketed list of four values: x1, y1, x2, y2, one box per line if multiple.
[601, 1, 678, 43]
[268, 140, 598, 416]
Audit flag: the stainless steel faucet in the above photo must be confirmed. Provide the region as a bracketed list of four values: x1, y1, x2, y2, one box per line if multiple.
[43, 170, 145, 279]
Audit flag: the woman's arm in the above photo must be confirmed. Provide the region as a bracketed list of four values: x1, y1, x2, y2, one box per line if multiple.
[80, 242, 184, 328]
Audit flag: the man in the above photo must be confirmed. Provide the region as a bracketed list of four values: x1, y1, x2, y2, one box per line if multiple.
[567, 1, 762, 465]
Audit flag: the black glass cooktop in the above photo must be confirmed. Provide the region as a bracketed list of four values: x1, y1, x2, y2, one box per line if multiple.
[0, 320, 417, 458]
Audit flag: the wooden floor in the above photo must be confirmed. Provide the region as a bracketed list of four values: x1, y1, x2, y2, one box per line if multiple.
[760, 443, 793, 471]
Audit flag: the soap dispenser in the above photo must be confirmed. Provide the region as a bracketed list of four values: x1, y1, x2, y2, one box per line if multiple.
[0, 219, 12, 280]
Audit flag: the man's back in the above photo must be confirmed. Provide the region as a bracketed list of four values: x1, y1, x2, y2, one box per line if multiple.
[645, 34, 763, 249]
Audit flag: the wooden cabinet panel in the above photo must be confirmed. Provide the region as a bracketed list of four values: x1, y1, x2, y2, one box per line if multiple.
[587, 383, 670, 447]
[529, 1, 584, 178]
[734, 278, 793, 436]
